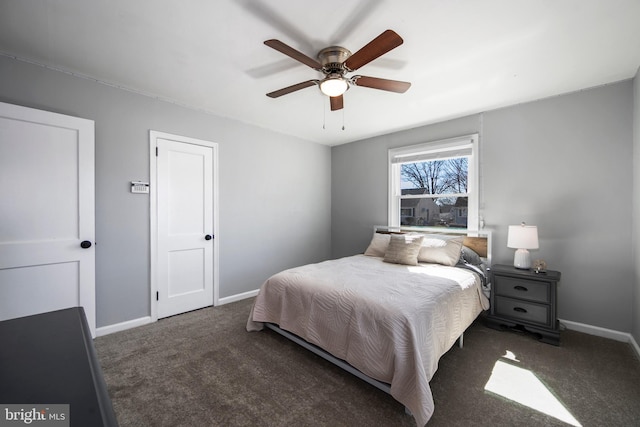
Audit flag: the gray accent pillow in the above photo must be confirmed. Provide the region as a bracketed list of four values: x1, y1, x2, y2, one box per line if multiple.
[383, 234, 424, 266]
[460, 246, 483, 266]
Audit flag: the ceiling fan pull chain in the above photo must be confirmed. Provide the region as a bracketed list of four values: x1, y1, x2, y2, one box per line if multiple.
[342, 109, 345, 131]
[322, 98, 326, 129]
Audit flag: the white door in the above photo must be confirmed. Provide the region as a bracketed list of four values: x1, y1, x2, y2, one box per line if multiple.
[0, 102, 96, 335]
[152, 132, 217, 319]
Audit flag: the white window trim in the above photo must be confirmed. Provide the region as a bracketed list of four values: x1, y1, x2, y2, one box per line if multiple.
[388, 133, 479, 232]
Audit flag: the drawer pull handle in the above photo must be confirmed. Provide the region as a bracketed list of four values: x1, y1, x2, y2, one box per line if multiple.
[514, 285, 528, 292]
[513, 307, 528, 313]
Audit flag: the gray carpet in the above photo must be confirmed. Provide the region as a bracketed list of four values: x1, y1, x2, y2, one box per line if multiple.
[95, 298, 640, 426]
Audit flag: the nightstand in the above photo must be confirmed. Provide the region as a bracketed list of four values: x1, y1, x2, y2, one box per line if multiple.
[485, 264, 561, 345]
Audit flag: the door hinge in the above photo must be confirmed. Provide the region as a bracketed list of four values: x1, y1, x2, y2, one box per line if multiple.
[155, 147, 158, 156]
[156, 291, 159, 301]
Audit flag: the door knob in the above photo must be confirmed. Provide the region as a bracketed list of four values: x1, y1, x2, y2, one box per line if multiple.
[205, 234, 213, 241]
[80, 240, 92, 249]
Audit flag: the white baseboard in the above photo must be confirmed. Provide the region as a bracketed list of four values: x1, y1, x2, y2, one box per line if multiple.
[218, 289, 259, 305]
[559, 318, 629, 341]
[94, 290, 260, 337]
[94, 297, 640, 363]
[559, 318, 640, 360]
[95, 316, 152, 337]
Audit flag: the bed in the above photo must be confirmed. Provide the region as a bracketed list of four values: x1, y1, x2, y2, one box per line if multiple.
[246, 227, 491, 426]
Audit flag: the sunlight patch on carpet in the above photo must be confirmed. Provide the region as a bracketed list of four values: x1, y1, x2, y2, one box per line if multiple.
[484, 354, 582, 426]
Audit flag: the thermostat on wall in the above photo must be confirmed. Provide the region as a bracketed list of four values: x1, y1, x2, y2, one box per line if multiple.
[131, 181, 149, 194]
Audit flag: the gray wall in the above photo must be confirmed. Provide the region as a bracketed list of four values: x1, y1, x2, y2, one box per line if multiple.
[634, 66, 640, 344]
[331, 114, 481, 257]
[0, 56, 332, 328]
[2, 52, 636, 336]
[332, 80, 635, 333]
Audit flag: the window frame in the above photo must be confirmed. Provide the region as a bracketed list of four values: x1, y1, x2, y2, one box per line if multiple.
[388, 133, 479, 232]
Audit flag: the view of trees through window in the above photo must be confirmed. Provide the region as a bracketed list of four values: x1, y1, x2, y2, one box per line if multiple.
[400, 157, 469, 228]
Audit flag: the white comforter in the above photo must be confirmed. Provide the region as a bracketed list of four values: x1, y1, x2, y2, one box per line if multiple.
[247, 255, 489, 426]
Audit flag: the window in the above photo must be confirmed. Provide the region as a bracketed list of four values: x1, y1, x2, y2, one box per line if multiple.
[388, 134, 479, 231]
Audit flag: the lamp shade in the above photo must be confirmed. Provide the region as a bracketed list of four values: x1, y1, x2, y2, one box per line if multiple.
[320, 76, 348, 97]
[507, 224, 539, 250]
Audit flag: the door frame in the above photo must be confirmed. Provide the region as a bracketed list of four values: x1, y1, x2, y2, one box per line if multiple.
[149, 130, 219, 322]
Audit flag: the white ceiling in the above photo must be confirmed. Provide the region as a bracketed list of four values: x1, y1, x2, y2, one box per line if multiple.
[1, 0, 639, 146]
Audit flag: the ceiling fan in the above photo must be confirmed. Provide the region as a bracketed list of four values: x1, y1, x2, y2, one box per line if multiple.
[264, 29, 411, 111]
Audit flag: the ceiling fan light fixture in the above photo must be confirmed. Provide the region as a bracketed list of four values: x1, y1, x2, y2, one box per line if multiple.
[319, 75, 349, 97]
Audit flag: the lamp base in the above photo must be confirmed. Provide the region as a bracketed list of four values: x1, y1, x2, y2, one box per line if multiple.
[513, 249, 531, 269]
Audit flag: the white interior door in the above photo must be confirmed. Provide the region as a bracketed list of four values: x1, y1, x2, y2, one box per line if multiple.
[0, 102, 96, 335]
[153, 132, 217, 319]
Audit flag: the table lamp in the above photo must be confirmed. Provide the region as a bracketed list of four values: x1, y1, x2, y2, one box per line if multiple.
[507, 223, 539, 269]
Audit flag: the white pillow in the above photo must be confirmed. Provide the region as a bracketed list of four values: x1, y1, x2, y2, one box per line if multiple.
[364, 233, 391, 257]
[420, 237, 448, 248]
[417, 236, 464, 266]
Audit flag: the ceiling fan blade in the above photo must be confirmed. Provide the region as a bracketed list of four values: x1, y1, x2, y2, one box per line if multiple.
[343, 29, 404, 71]
[330, 95, 344, 111]
[330, 0, 383, 43]
[352, 75, 411, 93]
[264, 39, 322, 70]
[266, 80, 318, 98]
[241, 2, 314, 53]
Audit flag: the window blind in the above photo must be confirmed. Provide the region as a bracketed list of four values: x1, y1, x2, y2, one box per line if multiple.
[390, 135, 474, 164]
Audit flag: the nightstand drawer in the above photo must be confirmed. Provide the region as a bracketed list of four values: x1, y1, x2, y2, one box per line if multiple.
[494, 296, 549, 326]
[494, 276, 550, 303]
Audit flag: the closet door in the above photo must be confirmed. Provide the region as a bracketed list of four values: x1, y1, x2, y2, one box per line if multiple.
[153, 133, 216, 319]
[0, 102, 96, 336]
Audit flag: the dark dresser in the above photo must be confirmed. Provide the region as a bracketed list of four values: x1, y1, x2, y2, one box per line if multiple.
[485, 264, 561, 345]
[0, 307, 118, 426]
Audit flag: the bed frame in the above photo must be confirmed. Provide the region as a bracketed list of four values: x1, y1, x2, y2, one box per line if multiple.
[265, 322, 393, 394]
[264, 324, 466, 398]
[263, 227, 491, 416]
